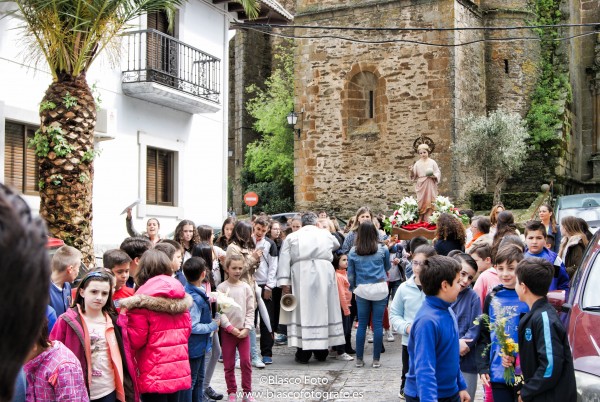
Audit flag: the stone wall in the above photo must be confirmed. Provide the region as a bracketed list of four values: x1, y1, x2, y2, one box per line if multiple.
[481, 1, 540, 117]
[228, 30, 273, 213]
[293, 0, 483, 217]
[453, 1, 487, 201]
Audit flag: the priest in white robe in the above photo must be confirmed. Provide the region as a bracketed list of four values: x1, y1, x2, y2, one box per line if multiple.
[277, 212, 345, 363]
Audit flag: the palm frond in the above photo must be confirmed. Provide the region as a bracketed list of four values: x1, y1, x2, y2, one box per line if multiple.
[235, 0, 259, 19]
[9, 0, 185, 80]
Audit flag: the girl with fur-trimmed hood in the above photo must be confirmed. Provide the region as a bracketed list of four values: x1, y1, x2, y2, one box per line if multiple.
[118, 250, 193, 402]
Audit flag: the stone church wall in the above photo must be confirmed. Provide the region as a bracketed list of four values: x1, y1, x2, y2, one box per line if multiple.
[293, 0, 486, 216]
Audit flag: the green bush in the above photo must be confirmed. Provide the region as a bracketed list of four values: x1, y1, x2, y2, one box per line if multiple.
[471, 192, 539, 211]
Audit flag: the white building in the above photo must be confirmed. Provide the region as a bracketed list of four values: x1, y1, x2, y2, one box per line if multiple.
[0, 0, 291, 254]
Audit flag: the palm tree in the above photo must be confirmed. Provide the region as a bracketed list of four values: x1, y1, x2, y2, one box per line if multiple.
[8, 0, 259, 265]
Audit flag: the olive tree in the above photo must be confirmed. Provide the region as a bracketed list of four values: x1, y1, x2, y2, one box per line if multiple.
[453, 110, 530, 204]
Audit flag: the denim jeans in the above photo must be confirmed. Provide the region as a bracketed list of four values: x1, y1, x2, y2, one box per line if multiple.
[405, 393, 460, 402]
[203, 333, 221, 390]
[355, 295, 387, 361]
[181, 355, 206, 402]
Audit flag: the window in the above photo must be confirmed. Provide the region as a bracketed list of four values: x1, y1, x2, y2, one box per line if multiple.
[4, 121, 39, 195]
[146, 146, 174, 206]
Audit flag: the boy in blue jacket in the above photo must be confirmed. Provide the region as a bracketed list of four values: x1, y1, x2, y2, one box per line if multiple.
[476, 245, 529, 402]
[503, 257, 576, 402]
[404, 255, 470, 402]
[183, 257, 220, 402]
[523, 221, 569, 291]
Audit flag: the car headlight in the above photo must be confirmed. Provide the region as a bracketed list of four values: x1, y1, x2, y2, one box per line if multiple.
[575, 370, 600, 401]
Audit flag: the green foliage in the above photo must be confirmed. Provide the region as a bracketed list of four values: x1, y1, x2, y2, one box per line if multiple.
[241, 170, 294, 214]
[79, 173, 90, 183]
[526, 0, 571, 165]
[471, 192, 539, 211]
[243, 40, 295, 212]
[82, 147, 101, 163]
[62, 92, 78, 109]
[29, 125, 74, 158]
[49, 174, 63, 186]
[454, 110, 530, 203]
[244, 41, 295, 185]
[39, 101, 56, 112]
[38, 178, 45, 190]
[91, 83, 102, 111]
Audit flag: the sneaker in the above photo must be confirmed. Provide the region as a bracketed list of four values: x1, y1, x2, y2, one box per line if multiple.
[294, 356, 309, 364]
[204, 386, 224, 401]
[218, 355, 223, 363]
[262, 356, 273, 365]
[399, 389, 405, 399]
[235, 358, 240, 369]
[274, 333, 287, 345]
[367, 336, 374, 343]
[372, 360, 381, 368]
[336, 353, 354, 361]
[228, 394, 237, 402]
[252, 357, 266, 368]
[386, 331, 395, 342]
[242, 394, 256, 402]
[355, 359, 364, 367]
[328, 349, 337, 358]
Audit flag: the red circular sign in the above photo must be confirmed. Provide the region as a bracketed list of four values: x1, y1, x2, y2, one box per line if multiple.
[244, 192, 259, 207]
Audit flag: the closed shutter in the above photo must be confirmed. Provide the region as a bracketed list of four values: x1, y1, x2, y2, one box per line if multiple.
[146, 147, 157, 205]
[4, 121, 39, 195]
[24, 127, 39, 194]
[146, 147, 174, 206]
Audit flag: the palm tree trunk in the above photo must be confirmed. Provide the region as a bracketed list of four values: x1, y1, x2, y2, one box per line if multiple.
[38, 74, 96, 267]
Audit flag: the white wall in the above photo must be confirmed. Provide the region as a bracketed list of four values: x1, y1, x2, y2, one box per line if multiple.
[0, 0, 231, 253]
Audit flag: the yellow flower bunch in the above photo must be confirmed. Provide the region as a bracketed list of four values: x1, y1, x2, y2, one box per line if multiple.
[474, 300, 521, 386]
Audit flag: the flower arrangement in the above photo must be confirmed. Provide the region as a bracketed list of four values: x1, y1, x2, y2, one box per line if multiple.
[430, 196, 470, 226]
[474, 300, 523, 386]
[210, 289, 242, 315]
[383, 196, 419, 232]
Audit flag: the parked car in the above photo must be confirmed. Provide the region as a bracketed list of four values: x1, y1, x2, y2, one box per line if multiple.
[554, 193, 600, 234]
[559, 229, 600, 400]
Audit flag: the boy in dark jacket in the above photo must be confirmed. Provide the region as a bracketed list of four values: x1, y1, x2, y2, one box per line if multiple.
[404, 255, 470, 402]
[504, 257, 576, 402]
[183, 257, 220, 402]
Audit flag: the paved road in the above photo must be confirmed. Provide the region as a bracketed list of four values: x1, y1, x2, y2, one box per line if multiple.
[208, 329, 484, 401]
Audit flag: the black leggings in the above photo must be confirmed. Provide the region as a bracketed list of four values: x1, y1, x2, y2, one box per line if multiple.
[141, 392, 180, 402]
[92, 391, 116, 402]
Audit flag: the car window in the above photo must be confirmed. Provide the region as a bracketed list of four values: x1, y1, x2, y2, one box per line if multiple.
[582, 252, 600, 309]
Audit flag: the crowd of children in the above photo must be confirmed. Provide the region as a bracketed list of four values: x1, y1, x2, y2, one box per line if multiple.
[27, 201, 583, 402]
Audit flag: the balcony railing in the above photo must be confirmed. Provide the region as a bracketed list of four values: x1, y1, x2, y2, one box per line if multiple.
[122, 29, 221, 105]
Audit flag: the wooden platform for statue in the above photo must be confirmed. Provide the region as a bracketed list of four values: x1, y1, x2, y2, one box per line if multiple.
[392, 227, 436, 240]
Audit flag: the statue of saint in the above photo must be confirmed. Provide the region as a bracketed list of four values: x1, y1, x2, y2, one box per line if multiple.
[409, 143, 441, 222]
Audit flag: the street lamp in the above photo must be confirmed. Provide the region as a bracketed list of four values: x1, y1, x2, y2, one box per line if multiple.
[287, 110, 302, 139]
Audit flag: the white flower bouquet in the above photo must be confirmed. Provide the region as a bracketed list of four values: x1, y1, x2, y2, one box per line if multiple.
[430, 196, 469, 225]
[384, 196, 419, 231]
[210, 289, 242, 315]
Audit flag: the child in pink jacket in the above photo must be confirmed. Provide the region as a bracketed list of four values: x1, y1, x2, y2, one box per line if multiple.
[118, 250, 192, 402]
[24, 320, 88, 401]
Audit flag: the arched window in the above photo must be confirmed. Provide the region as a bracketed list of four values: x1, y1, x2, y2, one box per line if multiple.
[342, 66, 387, 139]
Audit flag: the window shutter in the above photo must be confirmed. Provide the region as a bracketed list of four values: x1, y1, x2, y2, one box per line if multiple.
[146, 147, 157, 204]
[157, 149, 173, 205]
[4, 121, 39, 195]
[24, 127, 39, 193]
[4, 122, 23, 190]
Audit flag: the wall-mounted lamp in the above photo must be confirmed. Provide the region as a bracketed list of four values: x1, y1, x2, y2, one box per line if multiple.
[287, 110, 304, 139]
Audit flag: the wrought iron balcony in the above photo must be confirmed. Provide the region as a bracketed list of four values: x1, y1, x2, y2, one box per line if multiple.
[121, 29, 221, 114]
